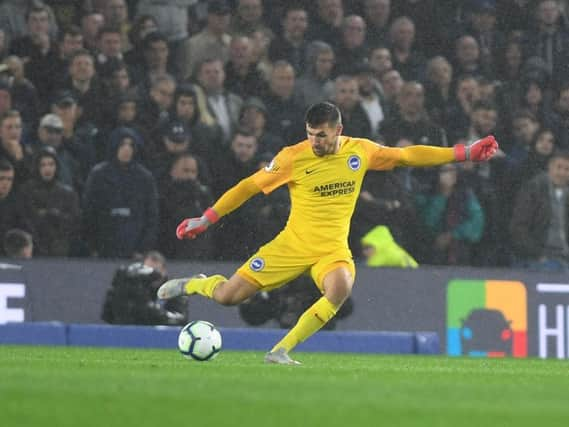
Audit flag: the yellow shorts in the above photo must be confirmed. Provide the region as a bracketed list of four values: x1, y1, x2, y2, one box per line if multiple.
[236, 237, 356, 292]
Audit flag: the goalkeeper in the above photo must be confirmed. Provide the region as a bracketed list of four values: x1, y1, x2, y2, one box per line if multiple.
[158, 102, 498, 365]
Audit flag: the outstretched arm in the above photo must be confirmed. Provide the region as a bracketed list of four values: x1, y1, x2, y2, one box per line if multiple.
[398, 136, 498, 167]
[176, 176, 262, 240]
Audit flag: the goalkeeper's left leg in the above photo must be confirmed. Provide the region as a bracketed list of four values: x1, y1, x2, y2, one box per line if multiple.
[267, 264, 353, 361]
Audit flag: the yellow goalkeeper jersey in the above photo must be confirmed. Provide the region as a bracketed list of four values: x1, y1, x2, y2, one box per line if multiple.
[250, 136, 406, 255]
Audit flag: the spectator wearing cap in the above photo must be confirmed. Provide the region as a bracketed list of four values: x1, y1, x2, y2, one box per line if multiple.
[83, 126, 159, 258]
[239, 97, 285, 155]
[225, 35, 265, 99]
[294, 41, 335, 109]
[0, 110, 32, 186]
[178, 0, 232, 81]
[268, 5, 309, 75]
[149, 119, 212, 186]
[19, 146, 81, 256]
[50, 90, 98, 179]
[33, 113, 81, 191]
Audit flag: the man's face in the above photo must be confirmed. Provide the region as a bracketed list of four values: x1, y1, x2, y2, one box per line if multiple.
[364, 0, 390, 25]
[105, 0, 128, 25]
[176, 95, 196, 120]
[397, 83, 425, 116]
[28, 11, 50, 36]
[472, 108, 498, 135]
[39, 156, 57, 181]
[229, 38, 252, 67]
[0, 168, 14, 199]
[118, 102, 136, 123]
[39, 126, 63, 147]
[198, 61, 225, 92]
[456, 36, 479, 65]
[99, 32, 122, 57]
[369, 47, 392, 74]
[557, 89, 569, 114]
[512, 117, 538, 144]
[231, 134, 258, 162]
[306, 123, 342, 157]
[343, 16, 366, 49]
[390, 19, 414, 49]
[334, 79, 359, 110]
[145, 40, 169, 68]
[548, 157, 569, 187]
[151, 80, 175, 110]
[170, 156, 198, 181]
[70, 54, 95, 82]
[284, 10, 308, 39]
[112, 67, 130, 91]
[1, 116, 22, 143]
[315, 51, 335, 78]
[117, 138, 135, 163]
[238, 0, 263, 23]
[269, 65, 295, 99]
[61, 34, 84, 58]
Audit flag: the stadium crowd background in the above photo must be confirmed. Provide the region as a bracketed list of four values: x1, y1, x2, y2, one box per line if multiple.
[1, 0, 569, 272]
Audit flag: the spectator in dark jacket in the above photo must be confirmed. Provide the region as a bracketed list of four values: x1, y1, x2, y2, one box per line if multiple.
[82, 126, 159, 258]
[158, 153, 215, 260]
[0, 159, 34, 256]
[20, 146, 80, 256]
[510, 150, 569, 271]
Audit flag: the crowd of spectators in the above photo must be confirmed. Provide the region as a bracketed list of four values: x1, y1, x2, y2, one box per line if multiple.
[2, 0, 569, 272]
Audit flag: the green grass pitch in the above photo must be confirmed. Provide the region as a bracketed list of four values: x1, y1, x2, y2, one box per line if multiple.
[1, 346, 568, 427]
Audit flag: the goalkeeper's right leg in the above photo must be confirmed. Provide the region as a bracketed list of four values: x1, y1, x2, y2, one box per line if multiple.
[157, 272, 258, 304]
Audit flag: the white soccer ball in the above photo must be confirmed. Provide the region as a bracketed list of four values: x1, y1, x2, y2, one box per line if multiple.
[177, 320, 222, 361]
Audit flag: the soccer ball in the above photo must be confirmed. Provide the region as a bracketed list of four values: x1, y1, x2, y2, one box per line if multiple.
[177, 320, 222, 361]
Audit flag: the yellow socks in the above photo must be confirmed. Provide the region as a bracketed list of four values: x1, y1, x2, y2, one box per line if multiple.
[271, 296, 339, 353]
[184, 275, 227, 298]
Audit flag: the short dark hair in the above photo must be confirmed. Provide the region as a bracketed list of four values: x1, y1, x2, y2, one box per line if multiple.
[550, 150, 569, 164]
[305, 102, 342, 127]
[3, 229, 32, 258]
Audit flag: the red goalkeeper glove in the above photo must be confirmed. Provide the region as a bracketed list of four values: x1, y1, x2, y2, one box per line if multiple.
[176, 208, 219, 240]
[454, 135, 498, 162]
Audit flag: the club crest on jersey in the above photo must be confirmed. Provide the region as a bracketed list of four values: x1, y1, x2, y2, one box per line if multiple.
[348, 155, 361, 171]
[250, 257, 265, 272]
